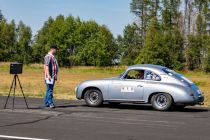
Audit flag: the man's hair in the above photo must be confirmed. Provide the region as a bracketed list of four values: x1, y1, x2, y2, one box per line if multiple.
[50, 44, 58, 50]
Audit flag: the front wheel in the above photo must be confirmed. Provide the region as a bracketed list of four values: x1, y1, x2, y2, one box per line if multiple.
[151, 93, 173, 111]
[84, 89, 103, 107]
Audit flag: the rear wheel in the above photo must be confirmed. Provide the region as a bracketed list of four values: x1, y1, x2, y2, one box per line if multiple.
[151, 93, 173, 111]
[84, 89, 103, 107]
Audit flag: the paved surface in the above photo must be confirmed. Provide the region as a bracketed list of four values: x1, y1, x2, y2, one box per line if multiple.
[0, 96, 210, 140]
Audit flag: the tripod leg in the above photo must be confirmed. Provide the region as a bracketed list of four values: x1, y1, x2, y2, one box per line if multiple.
[4, 76, 15, 109]
[17, 75, 29, 109]
[12, 75, 17, 110]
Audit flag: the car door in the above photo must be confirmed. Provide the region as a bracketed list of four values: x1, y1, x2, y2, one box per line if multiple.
[108, 69, 145, 101]
[120, 79, 145, 100]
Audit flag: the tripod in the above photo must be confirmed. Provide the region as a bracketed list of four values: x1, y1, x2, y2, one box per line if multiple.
[4, 74, 29, 109]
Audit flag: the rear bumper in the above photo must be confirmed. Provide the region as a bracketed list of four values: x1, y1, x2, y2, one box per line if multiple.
[175, 95, 204, 106]
[196, 96, 204, 104]
[187, 96, 204, 105]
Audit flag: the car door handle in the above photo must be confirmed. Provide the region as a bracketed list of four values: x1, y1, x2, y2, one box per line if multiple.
[137, 85, 143, 88]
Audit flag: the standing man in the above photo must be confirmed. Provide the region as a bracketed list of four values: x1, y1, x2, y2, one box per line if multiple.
[44, 44, 59, 108]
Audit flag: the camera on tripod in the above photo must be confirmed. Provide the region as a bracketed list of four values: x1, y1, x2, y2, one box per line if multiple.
[4, 62, 28, 109]
[10, 62, 23, 74]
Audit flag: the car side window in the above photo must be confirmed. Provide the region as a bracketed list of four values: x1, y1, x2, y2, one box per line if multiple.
[145, 71, 161, 81]
[124, 70, 145, 80]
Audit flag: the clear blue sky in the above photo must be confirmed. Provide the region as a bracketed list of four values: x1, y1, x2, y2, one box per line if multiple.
[0, 0, 134, 37]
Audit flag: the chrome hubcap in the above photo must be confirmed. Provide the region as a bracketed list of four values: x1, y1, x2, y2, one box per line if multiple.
[89, 92, 99, 103]
[156, 94, 167, 108]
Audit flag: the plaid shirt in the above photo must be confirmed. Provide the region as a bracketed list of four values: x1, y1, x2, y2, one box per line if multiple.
[44, 53, 59, 79]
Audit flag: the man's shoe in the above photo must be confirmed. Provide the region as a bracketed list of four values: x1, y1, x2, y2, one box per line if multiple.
[49, 104, 55, 109]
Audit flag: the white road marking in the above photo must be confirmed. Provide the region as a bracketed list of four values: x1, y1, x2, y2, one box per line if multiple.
[0, 135, 51, 140]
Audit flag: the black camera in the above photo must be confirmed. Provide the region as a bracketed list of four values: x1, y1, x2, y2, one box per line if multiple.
[10, 62, 23, 74]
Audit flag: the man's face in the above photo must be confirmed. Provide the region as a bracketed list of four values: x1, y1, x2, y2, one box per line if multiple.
[138, 71, 144, 77]
[51, 48, 57, 55]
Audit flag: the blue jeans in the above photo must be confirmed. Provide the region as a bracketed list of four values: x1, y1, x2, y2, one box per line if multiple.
[44, 82, 55, 106]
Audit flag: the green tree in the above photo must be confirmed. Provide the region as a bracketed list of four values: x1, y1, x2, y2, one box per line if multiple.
[187, 35, 203, 70]
[161, 0, 184, 69]
[75, 21, 118, 66]
[135, 17, 184, 69]
[131, 0, 160, 37]
[0, 19, 16, 61]
[130, 0, 160, 49]
[161, 0, 181, 30]
[131, 0, 148, 39]
[126, 0, 185, 69]
[33, 15, 118, 66]
[117, 23, 142, 65]
[204, 38, 210, 72]
[32, 16, 55, 63]
[16, 21, 32, 64]
[135, 18, 166, 65]
[0, 11, 32, 63]
[186, 0, 210, 71]
[162, 29, 184, 69]
[0, 10, 5, 22]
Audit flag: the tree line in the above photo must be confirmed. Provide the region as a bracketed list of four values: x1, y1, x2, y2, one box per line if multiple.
[0, 12, 118, 67]
[118, 0, 210, 71]
[0, 0, 210, 71]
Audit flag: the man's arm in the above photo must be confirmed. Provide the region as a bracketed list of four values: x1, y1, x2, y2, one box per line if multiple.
[44, 55, 52, 80]
[45, 66, 52, 80]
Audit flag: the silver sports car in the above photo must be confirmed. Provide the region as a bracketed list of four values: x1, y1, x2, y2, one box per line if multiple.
[75, 64, 204, 111]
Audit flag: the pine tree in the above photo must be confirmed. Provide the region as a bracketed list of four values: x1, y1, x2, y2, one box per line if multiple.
[117, 23, 142, 65]
[0, 10, 5, 22]
[135, 17, 166, 65]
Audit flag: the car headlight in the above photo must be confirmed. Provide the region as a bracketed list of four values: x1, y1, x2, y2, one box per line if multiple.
[75, 86, 78, 93]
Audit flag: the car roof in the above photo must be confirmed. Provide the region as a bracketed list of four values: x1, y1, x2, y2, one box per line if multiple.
[128, 64, 167, 72]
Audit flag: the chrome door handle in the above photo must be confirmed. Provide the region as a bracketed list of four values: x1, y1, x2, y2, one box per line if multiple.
[137, 85, 143, 88]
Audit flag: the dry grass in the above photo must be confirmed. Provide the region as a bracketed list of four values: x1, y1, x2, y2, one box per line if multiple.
[0, 63, 125, 100]
[0, 62, 209, 106]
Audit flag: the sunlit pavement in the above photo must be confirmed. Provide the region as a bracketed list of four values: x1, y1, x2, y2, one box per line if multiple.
[0, 96, 209, 140]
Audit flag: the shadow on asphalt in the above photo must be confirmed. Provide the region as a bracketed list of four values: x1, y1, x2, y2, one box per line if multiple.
[28, 104, 79, 110]
[55, 104, 79, 108]
[81, 103, 209, 113]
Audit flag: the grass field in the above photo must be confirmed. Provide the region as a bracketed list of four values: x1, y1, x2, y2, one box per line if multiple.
[0, 62, 210, 106]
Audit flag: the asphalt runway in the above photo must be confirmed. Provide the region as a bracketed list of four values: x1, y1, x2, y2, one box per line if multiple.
[0, 96, 209, 140]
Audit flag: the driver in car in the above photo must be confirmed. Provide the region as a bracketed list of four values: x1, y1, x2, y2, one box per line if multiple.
[135, 71, 144, 79]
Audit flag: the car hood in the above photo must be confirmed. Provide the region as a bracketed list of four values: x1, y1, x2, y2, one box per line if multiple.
[103, 77, 120, 80]
[79, 77, 119, 84]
